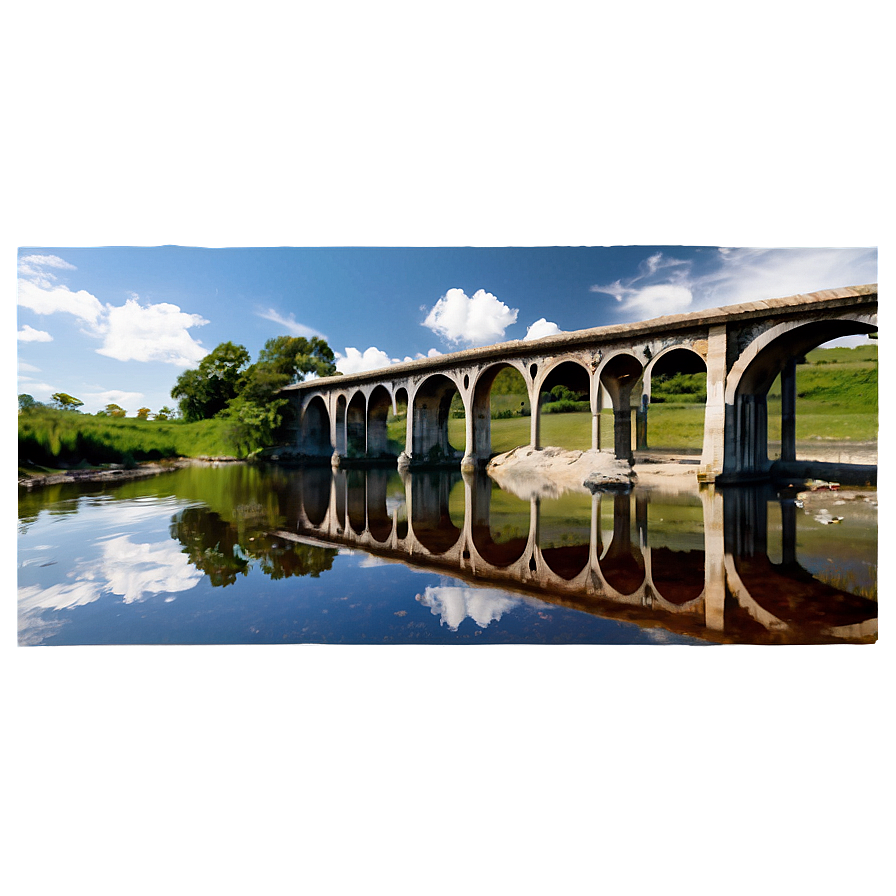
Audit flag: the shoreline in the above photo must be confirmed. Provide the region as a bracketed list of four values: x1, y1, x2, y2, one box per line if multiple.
[17, 456, 242, 490]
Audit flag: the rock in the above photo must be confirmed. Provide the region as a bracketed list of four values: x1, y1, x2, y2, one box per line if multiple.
[487, 446, 635, 500]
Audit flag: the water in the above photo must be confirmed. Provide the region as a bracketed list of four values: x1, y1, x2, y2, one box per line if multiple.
[17, 463, 878, 645]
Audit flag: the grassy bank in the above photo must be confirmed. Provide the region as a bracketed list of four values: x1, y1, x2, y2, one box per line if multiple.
[18, 408, 236, 473]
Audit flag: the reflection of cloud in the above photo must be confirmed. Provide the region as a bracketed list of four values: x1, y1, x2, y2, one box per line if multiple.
[18, 535, 202, 614]
[416, 584, 521, 631]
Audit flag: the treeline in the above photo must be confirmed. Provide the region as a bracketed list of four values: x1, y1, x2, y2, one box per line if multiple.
[18, 336, 339, 468]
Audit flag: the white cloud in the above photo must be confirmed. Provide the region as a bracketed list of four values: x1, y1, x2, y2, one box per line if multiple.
[416, 584, 521, 631]
[83, 390, 146, 412]
[423, 288, 518, 346]
[17, 325, 53, 342]
[18, 359, 40, 372]
[335, 346, 394, 374]
[591, 247, 877, 322]
[17, 277, 105, 326]
[402, 348, 443, 363]
[257, 308, 326, 339]
[19, 254, 76, 271]
[524, 318, 562, 341]
[95, 298, 209, 366]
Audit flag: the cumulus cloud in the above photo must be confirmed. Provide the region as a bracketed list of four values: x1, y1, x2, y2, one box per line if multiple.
[423, 288, 518, 346]
[17, 325, 52, 342]
[257, 308, 326, 339]
[591, 247, 877, 323]
[83, 390, 145, 411]
[95, 298, 209, 366]
[335, 346, 395, 375]
[17, 277, 105, 326]
[401, 348, 443, 363]
[416, 584, 522, 631]
[524, 318, 562, 341]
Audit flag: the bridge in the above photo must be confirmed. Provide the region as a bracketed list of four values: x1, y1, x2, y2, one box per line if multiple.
[281, 284, 877, 483]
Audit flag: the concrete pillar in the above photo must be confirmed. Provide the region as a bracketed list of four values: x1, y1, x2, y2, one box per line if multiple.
[530, 378, 541, 448]
[614, 407, 633, 463]
[635, 391, 649, 451]
[700, 325, 727, 479]
[592, 382, 603, 451]
[781, 358, 797, 462]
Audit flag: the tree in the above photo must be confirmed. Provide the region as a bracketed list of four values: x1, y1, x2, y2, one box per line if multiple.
[100, 403, 127, 418]
[50, 392, 83, 412]
[154, 406, 175, 421]
[170, 342, 250, 421]
[136, 407, 151, 420]
[18, 394, 39, 412]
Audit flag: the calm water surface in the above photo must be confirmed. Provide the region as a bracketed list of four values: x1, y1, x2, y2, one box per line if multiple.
[17, 464, 878, 645]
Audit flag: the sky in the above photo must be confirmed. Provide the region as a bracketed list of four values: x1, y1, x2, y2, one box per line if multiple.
[16, 245, 878, 415]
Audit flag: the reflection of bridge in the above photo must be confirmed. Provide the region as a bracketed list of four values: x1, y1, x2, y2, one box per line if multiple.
[272, 469, 877, 644]
[282, 285, 877, 483]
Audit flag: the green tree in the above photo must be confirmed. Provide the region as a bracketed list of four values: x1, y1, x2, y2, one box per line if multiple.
[18, 394, 39, 412]
[136, 407, 151, 420]
[50, 392, 83, 412]
[154, 406, 175, 421]
[170, 342, 251, 421]
[101, 403, 127, 418]
[239, 336, 338, 403]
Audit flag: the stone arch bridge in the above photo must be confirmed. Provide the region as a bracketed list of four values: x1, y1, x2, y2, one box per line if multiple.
[281, 284, 877, 483]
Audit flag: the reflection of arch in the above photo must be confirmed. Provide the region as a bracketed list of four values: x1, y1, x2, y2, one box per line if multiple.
[538, 490, 592, 582]
[731, 554, 878, 636]
[413, 373, 464, 462]
[411, 471, 463, 555]
[469, 474, 529, 568]
[366, 470, 393, 543]
[346, 469, 367, 536]
[599, 493, 646, 595]
[367, 385, 393, 459]
[725, 315, 877, 476]
[302, 467, 331, 527]
[347, 391, 366, 458]
[650, 548, 705, 605]
[470, 362, 529, 460]
[301, 395, 332, 457]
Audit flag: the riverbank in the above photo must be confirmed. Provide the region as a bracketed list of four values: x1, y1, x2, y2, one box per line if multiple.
[17, 456, 242, 490]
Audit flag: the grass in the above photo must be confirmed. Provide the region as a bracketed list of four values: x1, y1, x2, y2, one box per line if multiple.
[18, 408, 236, 472]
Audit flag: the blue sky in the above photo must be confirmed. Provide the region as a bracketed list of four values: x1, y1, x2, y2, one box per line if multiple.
[17, 246, 877, 415]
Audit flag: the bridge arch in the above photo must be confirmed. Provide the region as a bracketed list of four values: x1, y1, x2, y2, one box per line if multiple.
[597, 351, 645, 461]
[346, 391, 367, 458]
[301, 394, 333, 458]
[640, 345, 707, 453]
[367, 384, 394, 459]
[412, 372, 466, 464]
[534, 358, 592, 452]
[724, 313, 877, 476]
[469, 361, 530, 462]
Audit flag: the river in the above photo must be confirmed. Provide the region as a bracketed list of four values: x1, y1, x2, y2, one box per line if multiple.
[17, 463, 877, 645]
